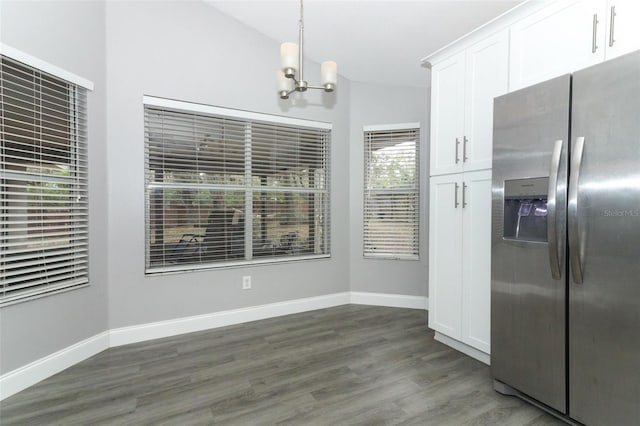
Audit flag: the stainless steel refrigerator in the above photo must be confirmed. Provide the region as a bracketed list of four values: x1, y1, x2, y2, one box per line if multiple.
[491, 50, 640, 425]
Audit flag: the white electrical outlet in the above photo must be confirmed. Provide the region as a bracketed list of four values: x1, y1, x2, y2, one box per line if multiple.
[242, 275, 252, 290]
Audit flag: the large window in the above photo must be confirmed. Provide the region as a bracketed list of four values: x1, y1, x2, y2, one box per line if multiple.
[144, 97, 331, 273]
[1, 53, 89, 306]
[363, 124, 420, 259]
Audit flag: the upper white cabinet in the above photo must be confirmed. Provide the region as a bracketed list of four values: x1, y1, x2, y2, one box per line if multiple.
[464, 32, 510, 172]
[510, 0, 640, 91]
[430, 30, 509, 176]
[604, 0, 640, 60]
[431, 52, 465, 176]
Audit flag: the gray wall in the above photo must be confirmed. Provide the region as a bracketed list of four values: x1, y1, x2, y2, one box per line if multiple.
[348, 81, 429, 297]
[0, 0, 431, 376]
[0, 1, 109, 374]
[105, 1, 351, 329]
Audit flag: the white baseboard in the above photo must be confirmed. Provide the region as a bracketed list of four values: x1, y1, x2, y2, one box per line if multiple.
[350, 291, 428, 310]
[434, 331, 490, 365]
[1, 291, 426, 400]
[0, 331, 109, 400]
[109, 292, 351, 347]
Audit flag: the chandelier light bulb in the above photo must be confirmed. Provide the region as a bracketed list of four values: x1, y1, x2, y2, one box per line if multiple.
[277, 70, 294, 99]
[321, 61, 337, 92]
[280, 42, 299, 77]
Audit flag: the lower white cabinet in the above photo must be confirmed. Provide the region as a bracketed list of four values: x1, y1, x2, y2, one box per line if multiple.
[429, 169, 492, 357]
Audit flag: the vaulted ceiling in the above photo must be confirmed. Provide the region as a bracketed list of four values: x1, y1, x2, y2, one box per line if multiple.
[207, 1, 523, 88]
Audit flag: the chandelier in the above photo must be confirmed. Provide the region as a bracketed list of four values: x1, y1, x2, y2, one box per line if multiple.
[277, 0, 337, 99]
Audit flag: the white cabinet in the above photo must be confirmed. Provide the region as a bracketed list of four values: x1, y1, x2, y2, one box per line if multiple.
[464, 33, 510, 172]
[430, 53, 465, 176]
[460, 171, 492, 354]
[428, 174, 463, 337]
[510, 0, 640, 90]
[604, 0, 640, 60]
[429, 170, 492, 356]
[430, 30, 509, 176]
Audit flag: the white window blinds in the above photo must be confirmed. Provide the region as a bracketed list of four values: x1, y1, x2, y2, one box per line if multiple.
[363, 125, 420, 259]
[1, 55, 89, 306]
[144, 97, 331, 274]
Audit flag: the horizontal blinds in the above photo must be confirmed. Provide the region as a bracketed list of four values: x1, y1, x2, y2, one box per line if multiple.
[363, 127, 419, 258]
[144, 103, 330, 273]
[1, 55, 89, 306]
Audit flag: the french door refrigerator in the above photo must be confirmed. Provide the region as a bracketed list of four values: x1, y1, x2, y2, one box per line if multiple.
[491, 50, 640, 425]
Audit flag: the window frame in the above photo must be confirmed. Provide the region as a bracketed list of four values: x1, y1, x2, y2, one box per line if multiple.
[0, 45, 93, 307]
[143, 96, 332, 275]
[363, 122, 420, 260]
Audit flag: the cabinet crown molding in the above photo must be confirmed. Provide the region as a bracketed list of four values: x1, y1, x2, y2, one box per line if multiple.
[421, 0, 547, 68]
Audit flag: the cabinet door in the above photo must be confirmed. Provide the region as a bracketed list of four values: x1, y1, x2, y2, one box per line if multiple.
[428, 174, 463, 338]
[509, 0, 606, 91]
[463, 30, 509, 172]
[430, 52, 465, 176]
[604, 0, 640, 59]
[460, 170, 492, 354]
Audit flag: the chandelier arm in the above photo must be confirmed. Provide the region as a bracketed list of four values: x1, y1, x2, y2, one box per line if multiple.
[287, 74, 300, 85]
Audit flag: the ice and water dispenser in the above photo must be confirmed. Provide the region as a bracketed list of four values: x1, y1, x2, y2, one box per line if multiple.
[503, 177, 549, 242]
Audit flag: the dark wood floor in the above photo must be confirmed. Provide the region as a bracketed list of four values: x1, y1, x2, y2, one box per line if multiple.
[0, 305, 563, 425]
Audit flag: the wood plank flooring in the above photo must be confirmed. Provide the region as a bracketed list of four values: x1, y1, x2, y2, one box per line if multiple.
[0, 305, 564, 425]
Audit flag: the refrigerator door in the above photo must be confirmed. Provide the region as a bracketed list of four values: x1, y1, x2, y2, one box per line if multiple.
[569, 50, 640, 425]
[491, 75, 570, 413]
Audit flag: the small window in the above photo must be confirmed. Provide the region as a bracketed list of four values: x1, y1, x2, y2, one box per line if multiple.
[363, 124, 420, 259]
[1, 54, 89, 306]
[144, 97, 331, 274]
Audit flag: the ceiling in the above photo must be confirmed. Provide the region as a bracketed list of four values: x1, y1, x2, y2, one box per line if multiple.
[207, 0, 522, 88]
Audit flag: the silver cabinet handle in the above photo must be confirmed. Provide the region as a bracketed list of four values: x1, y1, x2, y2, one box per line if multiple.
[455, 138, 460, 164]
[462, 182, 467, 208]
[454, 182, 460, 208]
[568, 137, 585, 284]
[463, 136, 468, 162]
[592, 14, 599, 53]
[609, 6, 616, 47]
[547, 140, 563, 280]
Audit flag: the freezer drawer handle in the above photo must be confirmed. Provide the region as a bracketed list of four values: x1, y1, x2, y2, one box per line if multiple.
[455, 137, 461, 164]
[548, 139, 563, 280]
[592, 14, 599, 53]
[569, 137, 585, 284]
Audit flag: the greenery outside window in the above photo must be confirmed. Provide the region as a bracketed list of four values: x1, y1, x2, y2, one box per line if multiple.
[144, 97, 331, 274]
[1, 53, 90, 306]
[363, 124, 420, 259]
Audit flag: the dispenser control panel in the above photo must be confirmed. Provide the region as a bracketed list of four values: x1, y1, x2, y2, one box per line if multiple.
[503, 177, 549, 242]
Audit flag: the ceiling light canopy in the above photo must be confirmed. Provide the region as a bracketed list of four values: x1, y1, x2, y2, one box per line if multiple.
[277, 0, 337, 100]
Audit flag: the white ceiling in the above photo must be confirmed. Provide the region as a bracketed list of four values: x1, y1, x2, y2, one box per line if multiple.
[207, 0, 522, 88]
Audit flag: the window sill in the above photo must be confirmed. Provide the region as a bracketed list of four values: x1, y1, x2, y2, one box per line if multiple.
[145, 254, 331, 276]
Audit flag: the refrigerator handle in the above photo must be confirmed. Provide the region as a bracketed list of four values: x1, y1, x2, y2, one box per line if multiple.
[547, 139, 563, 280]
[569, 137, 585, 284]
